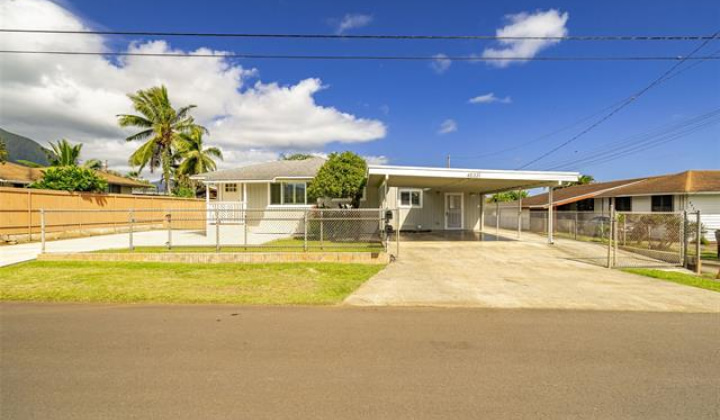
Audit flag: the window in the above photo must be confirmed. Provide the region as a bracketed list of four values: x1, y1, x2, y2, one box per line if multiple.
[108, 184, 121, 194]
[225, 183, 237, 193]
[651, 195, 673, 212]
[269, 182, 308, 206]
[576, 198, 595, 212]
[399, 189, 422, 208]
[615, 197, 632, 212]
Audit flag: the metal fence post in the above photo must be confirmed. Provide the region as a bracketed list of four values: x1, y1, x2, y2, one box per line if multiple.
[214, 208, 220, 252]
[613, 213, 619, 267]
[128, 209, 134, 251]
[320, 209, 324, 251]
[681, 211, 688, 267]
[303, 209, 308, 252]
[395, 209, 400, 259]
[695, 211, 702, 275]
[40, 208, 46, 254]
[166, 211, 172, 250]
[243, 209, 248, 251]
[574, 211, 578, 240]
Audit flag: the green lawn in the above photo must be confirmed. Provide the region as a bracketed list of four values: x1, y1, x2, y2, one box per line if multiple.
[103, 238, 385, 253]
[0, 261, 385, 305]
[623, 268, 720, 293]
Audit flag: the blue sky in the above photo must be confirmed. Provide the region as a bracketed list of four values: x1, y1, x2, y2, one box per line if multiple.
[2, 0, 718, 181]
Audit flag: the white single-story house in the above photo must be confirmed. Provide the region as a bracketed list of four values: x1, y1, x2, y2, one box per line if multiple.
[192, 157, 579, 242]
[521, 170, 720, 241]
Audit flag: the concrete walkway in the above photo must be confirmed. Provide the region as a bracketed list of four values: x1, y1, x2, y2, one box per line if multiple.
[345, 233, 720, 312]
[0, 230, 210, 267]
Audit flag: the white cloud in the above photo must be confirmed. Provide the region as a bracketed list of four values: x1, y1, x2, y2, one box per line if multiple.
[468, 92, 512, 104]
[482, 9, 569, 68]
[334, 13, 373, 34]
[0, 0, 386, 175]
[437, 119, 457, 135]
[430, 53, 451, 74]
[363, 155, 389, 165]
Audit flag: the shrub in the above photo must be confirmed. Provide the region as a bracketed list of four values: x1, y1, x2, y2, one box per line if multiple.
[307, 152, 367, 208]
[30, 166, 108, 192]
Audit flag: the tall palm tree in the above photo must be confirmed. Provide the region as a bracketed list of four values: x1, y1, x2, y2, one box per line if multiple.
[176, 128, 223, 177]
[46, 139, 103, 169]
[117, 85, 203, 194]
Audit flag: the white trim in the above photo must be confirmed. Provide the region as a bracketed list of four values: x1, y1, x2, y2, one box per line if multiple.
[444, 192, 464, 230]
[368, 165, 579, 183]
[398, 188, 423, 208]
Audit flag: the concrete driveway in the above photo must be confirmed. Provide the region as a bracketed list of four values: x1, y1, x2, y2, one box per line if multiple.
[345, 233, 720, 312]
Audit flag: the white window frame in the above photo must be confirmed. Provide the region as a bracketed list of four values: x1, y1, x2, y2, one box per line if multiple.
[398, 188, 423, 209]
[267, 181, 311, 207]
[225, 183, 237, 193]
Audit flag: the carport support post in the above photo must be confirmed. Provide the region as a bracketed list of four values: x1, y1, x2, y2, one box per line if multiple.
[495, 201, 500, 236]
[40, 208, 46, 254]
[479, 194, 485, 233]
[695, 211, 702, 275]
[607, 200, 614, 268]
[517, 193, 522, 239]
[547, 187, 554, 244]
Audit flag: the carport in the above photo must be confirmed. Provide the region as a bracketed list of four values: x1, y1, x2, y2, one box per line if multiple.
[366, 165, 579, 243]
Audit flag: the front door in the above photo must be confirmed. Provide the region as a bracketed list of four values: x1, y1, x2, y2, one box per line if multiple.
[445, 193, 463, 230]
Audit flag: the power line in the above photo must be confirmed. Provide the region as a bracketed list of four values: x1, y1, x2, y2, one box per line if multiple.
[0, 28, 716, 41]
[450, 48, 720, 162]
[515, 31, 719, 169]
[1, 50, 719, 62]
[541, 109, 720, 170]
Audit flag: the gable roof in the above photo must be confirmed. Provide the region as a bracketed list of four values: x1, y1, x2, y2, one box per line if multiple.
[523, 170, 720, 208]
[194, 157, 326, 182]
[0, 161, 151, 189]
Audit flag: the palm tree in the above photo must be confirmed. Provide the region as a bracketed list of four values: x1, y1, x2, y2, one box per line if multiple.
[176, 128, 223, 177]
[117, 85, 203, 194]
[46, 139, 103, 169]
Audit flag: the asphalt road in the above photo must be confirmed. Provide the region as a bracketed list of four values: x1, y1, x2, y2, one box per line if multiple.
[2, 303, 719, 419]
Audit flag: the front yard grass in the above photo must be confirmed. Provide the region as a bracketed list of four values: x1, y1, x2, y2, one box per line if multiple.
[0, 261, 385, 305]
[622, 268, 720, 293]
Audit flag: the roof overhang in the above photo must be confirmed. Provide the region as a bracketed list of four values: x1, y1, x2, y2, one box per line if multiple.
[367, 165, 579, 194]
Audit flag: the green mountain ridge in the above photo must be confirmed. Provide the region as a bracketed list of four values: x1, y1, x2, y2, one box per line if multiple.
[0, 128, 50, 166]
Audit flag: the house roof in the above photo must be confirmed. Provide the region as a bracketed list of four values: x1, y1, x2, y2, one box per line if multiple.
[193, 157, 326, 182]
[523, 170, 720, 208]
[0, 161, 151, 189]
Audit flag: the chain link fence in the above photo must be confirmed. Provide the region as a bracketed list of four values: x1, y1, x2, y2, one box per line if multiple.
[36, 207, 399, 256]
[483, 204, 696, 269]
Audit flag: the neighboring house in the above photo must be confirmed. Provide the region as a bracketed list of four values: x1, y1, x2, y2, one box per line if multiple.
[0, 161, 153, 194]
[192, 158, 578, 237]
[522, 170, 720, 241]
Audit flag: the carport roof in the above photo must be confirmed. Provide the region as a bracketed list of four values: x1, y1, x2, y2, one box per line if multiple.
[366, 165, 579, 193]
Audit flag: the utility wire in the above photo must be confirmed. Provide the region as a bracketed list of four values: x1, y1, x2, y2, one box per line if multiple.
[515, 31, 719, 169]
[0, 28, 715, 41]
[541, 109, 720, 170]
[1, 50, 718, 61]
[450, 48, 720, 162]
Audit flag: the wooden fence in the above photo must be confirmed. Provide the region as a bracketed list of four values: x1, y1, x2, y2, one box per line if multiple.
[0, 187, 206, 242]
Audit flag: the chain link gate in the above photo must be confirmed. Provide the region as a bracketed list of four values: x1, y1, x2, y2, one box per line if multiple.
[609, 211, 685, 268]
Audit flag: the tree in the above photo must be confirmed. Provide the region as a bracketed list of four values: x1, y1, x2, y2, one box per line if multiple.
[307, 152, 366, 207]
[29, 166, 108, 192]
[45, 139, 102, 169]
[281, 153, 314, 161]
[488, 190, 528, 203]
[176, 128, 223, 177]
[117, 85, 204, 194]
[561, 174, 595, 188]
[0, 139, 7, 164]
